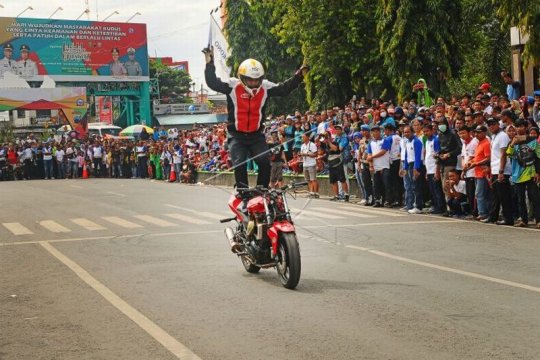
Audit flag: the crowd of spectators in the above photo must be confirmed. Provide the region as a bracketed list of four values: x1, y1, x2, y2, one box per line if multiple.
[1, 78, 540, 228]
[0, 123, 231, 184]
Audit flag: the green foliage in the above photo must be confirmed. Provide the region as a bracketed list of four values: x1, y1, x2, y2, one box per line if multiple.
[149, 60, 193, 102]
[222, 0, 531, 110]
[224, 0, 307, 114]
[0, 124, 14, 143]
[497, 0, 540, 65]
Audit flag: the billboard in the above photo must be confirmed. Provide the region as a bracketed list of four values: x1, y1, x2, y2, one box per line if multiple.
[0, 17, 148, 82]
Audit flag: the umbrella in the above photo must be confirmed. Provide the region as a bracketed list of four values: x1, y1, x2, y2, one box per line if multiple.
[120, 124, 154, 137]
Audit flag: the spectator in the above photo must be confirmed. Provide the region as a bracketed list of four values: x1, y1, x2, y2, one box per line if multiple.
[444, 169, 468, 217]
[300, 132, 319, 198]
[507, 119, 540, 228]
[483, 117, 513, 225]
[367, 125, 391, 207]
[401, 126, 424, 214]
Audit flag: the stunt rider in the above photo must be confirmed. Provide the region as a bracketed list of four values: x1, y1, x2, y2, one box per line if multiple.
[203, 47, 309, 191]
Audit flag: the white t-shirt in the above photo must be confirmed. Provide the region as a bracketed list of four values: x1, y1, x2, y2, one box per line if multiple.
[368, 138, 391, 171]
[461, 137, 479, 178]
[92, 146, 103, 158]
[388, 133, 402, 161]
[453, 180, 467, 195]
[424, 137, 438, 175]
[43, 146, 53, 161]
[300, 141, 317, 167]
[317, 121, 328, 135]
[55, 149, 65, 162]
[489, 130, 511, 175]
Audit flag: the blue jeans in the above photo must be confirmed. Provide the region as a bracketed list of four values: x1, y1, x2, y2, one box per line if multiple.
[70, 161, 79, 178]
[173, 163, 182, 182]
[56, 161, 65, 179]
[44, 159, 53, 179]
[475, 178, 491, 217]
[404, 167, 424, 210]
[163, 164, 171, 181]
[427, 174, 445, 212]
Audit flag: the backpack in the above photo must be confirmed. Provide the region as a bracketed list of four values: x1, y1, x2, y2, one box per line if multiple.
[517, 144, 536, 167]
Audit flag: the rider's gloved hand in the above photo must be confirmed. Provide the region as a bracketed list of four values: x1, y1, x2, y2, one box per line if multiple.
[202, 46, 214, 64]
[295, 64, 310, 77]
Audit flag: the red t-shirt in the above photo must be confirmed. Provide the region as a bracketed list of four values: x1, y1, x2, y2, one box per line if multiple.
[474, 137, 491, 178]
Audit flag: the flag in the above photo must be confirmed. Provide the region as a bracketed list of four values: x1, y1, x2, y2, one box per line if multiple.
[208, 16, 231, 80]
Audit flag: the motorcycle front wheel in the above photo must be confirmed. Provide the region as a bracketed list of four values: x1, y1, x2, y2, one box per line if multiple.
[276, 232, 301, 289]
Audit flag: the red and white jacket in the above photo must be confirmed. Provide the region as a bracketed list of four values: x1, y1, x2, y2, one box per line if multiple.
[205, 63, 303, 133]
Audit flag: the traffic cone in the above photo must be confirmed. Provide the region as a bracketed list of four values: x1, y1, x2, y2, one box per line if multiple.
[82, 163, 89, 179]
[169, 168, 176, 182]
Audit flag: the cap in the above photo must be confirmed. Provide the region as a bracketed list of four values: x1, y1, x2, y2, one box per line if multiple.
[127, 47, 136, 54]
[473, 111, 484, 117]
[3, 43, 13, 50]
[534, 90, 540, 97]
[479, 83, 491, 90]
[384, 123, 395, 130]
[474, 125, 488, 132]
[370, 125, 381, 131]
[360, 124, 371, 131]
[334, 124, 343, 130]
[20, 44, 30, 51]
[486, 117, 498, 124]
[398, 119, 408, 126]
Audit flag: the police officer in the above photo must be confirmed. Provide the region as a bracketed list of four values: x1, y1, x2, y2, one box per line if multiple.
[109, 47, 127, 76]
[124, 47, 142, 76]
[17, 44, 38, 78]
[0, 43, 16, 78]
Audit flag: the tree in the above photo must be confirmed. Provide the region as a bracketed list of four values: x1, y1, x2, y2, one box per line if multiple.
[496, 0, 540, 66]
[149, 60, 193, 102]
[224, 0, 308, 114]
[376, 0, 463, 100]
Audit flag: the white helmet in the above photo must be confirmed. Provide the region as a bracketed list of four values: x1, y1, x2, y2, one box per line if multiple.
[237, 58, 265, 89]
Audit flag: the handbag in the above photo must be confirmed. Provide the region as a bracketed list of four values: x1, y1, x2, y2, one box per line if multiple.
[327, 154, 342, 168]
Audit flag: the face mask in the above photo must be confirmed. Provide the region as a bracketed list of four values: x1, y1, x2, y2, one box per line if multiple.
[438, 125, 447, 132]
[380, 112, 387, 118]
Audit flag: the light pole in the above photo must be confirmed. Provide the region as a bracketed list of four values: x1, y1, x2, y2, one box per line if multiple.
[76, 8, 90, 20]
[126, 12, 141, 23]
[16, 6, 33, 17]
[48, 6, 63, 19]
[102, 10, 119, 21]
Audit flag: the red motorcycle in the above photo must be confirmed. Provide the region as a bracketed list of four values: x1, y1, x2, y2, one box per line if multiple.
[221, 181, 308, 289]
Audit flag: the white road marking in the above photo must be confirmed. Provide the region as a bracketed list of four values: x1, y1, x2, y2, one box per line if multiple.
[165, 204, 226, 220]
[2, 222, 33, 235]
[290, 208, 344, 220]
[40, 242, 202, 360]
[337, 205, 405, 217]
[107, 191, 126, 197]
[343, 244, 540, 294]
[39, 220, 71, 233]
[102, 216, 143, 229]
[134, 215, 176, 227]
[0, 230, 224, 247]
[163, 213, 211, 225]
[309, 207, 374, 218]
[300, 220, 454, 229]
[70, 218, 106, 231]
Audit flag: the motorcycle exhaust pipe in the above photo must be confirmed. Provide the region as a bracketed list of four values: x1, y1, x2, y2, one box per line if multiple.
[224, 227, 241, 253]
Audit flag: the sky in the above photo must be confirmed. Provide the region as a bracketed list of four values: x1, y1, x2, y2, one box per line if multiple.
[0, 0, 222, 89]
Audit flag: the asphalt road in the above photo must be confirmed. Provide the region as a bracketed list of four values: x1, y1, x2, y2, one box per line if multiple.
[1, 179, 539, 360]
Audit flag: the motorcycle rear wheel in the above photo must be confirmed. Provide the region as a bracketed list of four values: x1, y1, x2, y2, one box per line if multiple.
[276, 232, 301, 289]
[241, 255, 261, 273]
